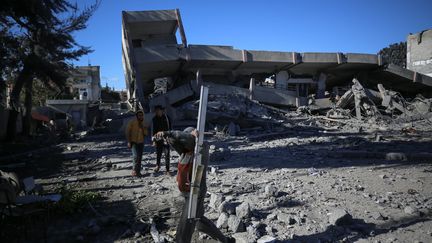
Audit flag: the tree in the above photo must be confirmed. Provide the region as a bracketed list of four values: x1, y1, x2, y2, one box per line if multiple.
[101, 86, 121, 103]
[1, 0, 99, 141]
[378, 42, 407, 68]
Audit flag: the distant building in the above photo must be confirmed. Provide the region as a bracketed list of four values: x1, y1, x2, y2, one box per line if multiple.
[68, 65, 102, 101]
[45, 66, 102, 129]
[407, 29, 432, 77]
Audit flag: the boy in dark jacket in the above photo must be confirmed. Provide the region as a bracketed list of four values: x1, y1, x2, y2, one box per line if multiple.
[152, 105, 171, 174]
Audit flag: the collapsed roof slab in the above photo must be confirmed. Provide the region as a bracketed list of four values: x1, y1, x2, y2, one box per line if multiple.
[134, 45, 182, 80]
[288, 52, 340, 75]
[183, 45, 243, 73]
[325, 53, 382, 86]
[369, 64, 432, 95]
[235, 50, 295, 74]
[123, 10, 179, 39]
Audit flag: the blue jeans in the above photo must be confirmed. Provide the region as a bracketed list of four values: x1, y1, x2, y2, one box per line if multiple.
[131, 143, 144, 173]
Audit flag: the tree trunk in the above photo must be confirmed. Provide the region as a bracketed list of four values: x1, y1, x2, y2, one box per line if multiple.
[23, 78, 33, 136]
[5, 64, 32, 142]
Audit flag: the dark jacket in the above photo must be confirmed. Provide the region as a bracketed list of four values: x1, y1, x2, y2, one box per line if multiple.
[152, 114, 171, 136]
[162, 130, 195, 154]
[162, 130, 196, 192]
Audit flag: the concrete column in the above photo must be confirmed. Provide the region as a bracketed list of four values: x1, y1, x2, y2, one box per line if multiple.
[316, 73, 327, 98]
[249, 77, 255, 100]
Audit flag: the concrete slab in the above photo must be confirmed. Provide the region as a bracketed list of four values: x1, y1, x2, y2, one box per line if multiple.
[254, 86, 298, 106]
[368, 64, 432, 95]
[123, 10, 178, 23]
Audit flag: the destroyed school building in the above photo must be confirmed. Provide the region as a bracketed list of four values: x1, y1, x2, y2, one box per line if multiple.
[122, 9, 432, 128]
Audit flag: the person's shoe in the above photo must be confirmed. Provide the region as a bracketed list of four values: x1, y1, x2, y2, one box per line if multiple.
[154, 166, 160, 172]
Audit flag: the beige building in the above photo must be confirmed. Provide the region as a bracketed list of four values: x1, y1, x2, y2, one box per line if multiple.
[69, 65, 102, 101]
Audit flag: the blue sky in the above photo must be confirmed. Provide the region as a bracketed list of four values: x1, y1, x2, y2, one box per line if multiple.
[73, 0, 432, 90]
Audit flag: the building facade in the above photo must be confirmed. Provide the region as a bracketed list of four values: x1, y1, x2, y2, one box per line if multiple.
[407, 29, 432, 77]
[69, 65, 102, 101]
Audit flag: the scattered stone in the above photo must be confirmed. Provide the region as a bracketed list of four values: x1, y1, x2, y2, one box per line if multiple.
[328, 209, 353, 226]
[266, 212, 277, 221]
[210, 193, 224, 210]
[371, 212, 385, 220]
[210, 166, 218, 174]
[217, 213, 229, 229]
[231, 232, 255, 243]
[404, 206, 418, 215]
[218, 201, 236, 215]
[236, 202, 251, 219]
[264, 184, 278, 197]
[228, 215, 246, 233]
[379, 174, 388, 179]
[277, 213, 297, 225]
[257, 235, 276, 243]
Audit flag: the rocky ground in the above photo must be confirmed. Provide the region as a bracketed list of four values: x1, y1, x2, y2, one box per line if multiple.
[2, 111, 432, 243]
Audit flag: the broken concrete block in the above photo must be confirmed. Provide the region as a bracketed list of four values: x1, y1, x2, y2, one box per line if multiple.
[228, 215, 246, 233]
[209, 193, 224, 210]
[218, 201, 236, 215]
[328, 209, 353, 226]
[236, 202, 251, 219]
[371, 212, 385, 220]
[232, 232, 255, 243]
[217, 212, 229, 229]
[404, 206, 418, 215]
[257, 235, 276, 243]
[264, 184, 278, 197]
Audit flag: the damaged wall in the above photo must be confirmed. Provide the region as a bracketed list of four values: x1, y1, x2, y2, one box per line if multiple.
[407, 29, 432, 77]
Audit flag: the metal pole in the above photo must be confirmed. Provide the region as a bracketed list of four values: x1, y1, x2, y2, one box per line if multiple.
[188, 85, 209, 219]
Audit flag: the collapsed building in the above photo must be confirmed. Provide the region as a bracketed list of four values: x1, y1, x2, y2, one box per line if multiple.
[121, 9, 432, 128]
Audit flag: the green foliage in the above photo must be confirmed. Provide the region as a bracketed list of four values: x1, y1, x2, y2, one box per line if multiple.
[56, 186, 102, 214]
[378, 42, 407, 68]
[101, 86, 121, 102]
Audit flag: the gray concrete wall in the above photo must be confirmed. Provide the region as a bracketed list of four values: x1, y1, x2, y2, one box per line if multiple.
[46, 100, 88, 129]
[407, 29, 432, 77]
[254, 86, 298, 106]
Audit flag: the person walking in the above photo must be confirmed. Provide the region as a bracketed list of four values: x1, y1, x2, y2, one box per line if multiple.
[126, 110, 148, 177]
[152, 105, 171, 175]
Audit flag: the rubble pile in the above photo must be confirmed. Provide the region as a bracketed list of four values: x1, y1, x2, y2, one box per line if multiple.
[299, 79, 432, 133]
[178, 94, 285, 135]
